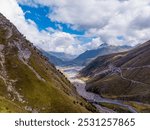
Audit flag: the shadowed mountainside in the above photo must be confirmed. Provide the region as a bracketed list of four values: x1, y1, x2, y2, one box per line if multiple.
[69, 43, 131, 66]
[80, 40, 150, 112]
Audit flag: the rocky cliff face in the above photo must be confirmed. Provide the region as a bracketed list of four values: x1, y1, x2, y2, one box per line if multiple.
[0, 13, 96, 113]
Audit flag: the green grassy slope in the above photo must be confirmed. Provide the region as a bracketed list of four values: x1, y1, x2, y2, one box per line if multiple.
[0, 13, 96, 113]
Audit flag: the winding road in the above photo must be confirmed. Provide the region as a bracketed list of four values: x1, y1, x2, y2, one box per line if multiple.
[94, 64, 150, 86]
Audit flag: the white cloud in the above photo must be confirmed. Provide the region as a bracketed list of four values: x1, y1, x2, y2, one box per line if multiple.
[82, 0, 150, 46]
[82, 37, 103, 50]
[36, 31, 85, 55]
[0, 0, 42, 45]
[0, 0, 88, 55]
[18, 0, 150, 47]
[2, 0, 150, 55]
[18, 0, 120, 29]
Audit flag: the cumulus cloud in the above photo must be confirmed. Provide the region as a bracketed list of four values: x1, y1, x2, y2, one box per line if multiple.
[0, 0, 89, 55]
[82, 37, 103, 50]
[1, 0, 150, 55]
[36, 31, 85, 55]
[18, 0, 120, 29]
[18, 0, 150, 47]
[0, 0, 43, 45]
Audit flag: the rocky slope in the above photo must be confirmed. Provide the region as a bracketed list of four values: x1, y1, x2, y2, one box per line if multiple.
[80, 41, 150, 112]
[0, 13, 96, 113]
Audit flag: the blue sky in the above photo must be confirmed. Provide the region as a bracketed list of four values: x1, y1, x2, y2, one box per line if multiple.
[1, 0, 150, 55]
[20, 5, 85, 35]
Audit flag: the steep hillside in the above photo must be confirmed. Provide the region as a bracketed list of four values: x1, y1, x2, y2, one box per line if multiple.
[80, 40, 150, 111]
[0, 13, 96, 113]
[70, 43, 131, 66]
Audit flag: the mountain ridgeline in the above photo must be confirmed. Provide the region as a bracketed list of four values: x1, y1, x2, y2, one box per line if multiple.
[49, 51, 77, 61]
[80, 40, 150, 112]
[67, 43, 131, 66]
[45, 43, 131, 66]
[41, 50, 66, 66]
[0, 13, 96, 112]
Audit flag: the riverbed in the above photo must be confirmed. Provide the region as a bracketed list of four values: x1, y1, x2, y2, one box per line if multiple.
[57, 66, 137, 113]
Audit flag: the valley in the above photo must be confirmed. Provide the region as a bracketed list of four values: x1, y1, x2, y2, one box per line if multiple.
[57, 66, 140, 113]
[0, 8, 150, 113]
[79, 41, 150, 112]
[0, 0, 150, 114]
[0, 13, 96, 113]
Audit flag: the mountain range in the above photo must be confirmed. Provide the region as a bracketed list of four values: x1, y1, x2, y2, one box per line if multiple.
[80, 40, 150, 112]
[41, 50, 65, 66]
[43, 43, 131, 66]
[0, 13, 96, 112]
[70, 43, 131, 66]
[1, 11, 150, 113]
[42, 43, 132, 66]
[49, 51, 77, 61]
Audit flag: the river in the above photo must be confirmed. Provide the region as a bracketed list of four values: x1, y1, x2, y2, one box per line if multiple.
[57, 66, 137, 113]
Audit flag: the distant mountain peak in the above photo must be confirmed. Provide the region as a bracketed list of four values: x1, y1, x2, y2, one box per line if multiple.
[99, 43, 109, 47]
[68, 42, 132, 66]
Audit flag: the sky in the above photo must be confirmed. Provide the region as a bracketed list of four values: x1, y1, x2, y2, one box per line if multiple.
[0, 0, 150, 55]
